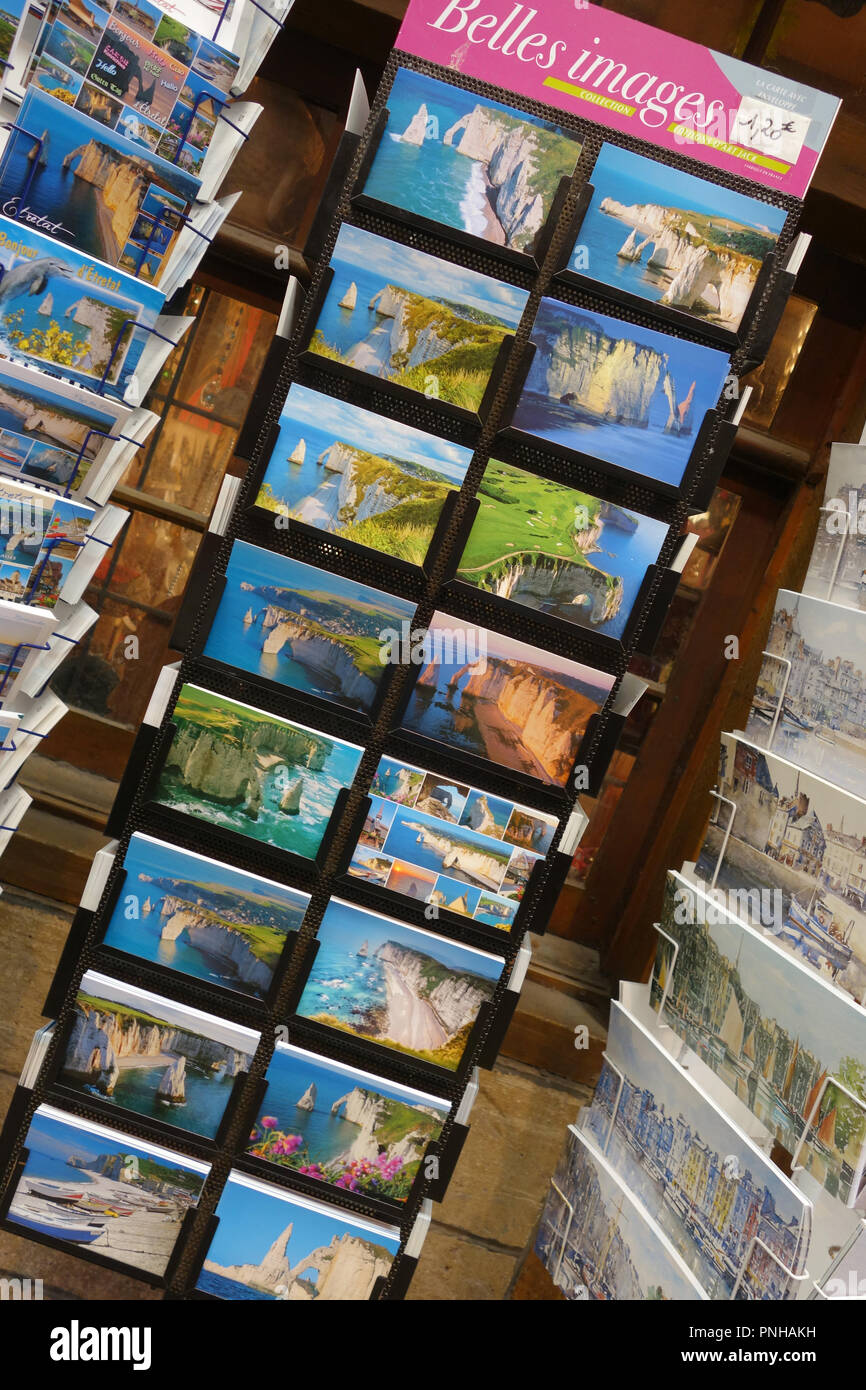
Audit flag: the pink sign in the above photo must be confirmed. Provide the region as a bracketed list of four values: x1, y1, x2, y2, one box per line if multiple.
[396, 0, 840, 198]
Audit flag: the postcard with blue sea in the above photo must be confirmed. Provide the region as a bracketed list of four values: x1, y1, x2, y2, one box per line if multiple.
[0, 0, 26, 72]
[571, 143, 787, 332]
[296, 896, 504, 1071]
[510, 297, 731, 488]
[361, 67, 582, 255]
[197, 1170, 401, 1300]
[247, 1041, 449, 1203]
[0, 474, 95, 607]
[0, 357, 129, 494]
[254, 384, 472, 568]
[6, 1103, 209, 1276]
[0, 215, 165, 397]
[58, 970, 260, 1139]
[349, 753, 558, 930]
[100, 832, 311, 999]
[308, 225, 528, 413]
[400, 611, 615, 787]
[586, 1001, 810, 1299]
[152, 683, 364, 862]
[0, 88, 200, 283]
[455, 458, 669, 640]
[202, 539, 416, 715]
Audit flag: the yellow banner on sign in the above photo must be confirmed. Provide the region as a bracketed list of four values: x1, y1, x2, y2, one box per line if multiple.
[667, 123, 791, 173]
[543, 77, 636, 117]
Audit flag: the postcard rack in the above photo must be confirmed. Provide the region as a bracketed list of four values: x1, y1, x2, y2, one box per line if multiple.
[0, 0, 828, 1303]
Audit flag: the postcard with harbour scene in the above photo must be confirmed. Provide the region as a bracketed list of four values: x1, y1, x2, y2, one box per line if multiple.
[455, 458, 669, 640]
[253, 384, 472, 568]
[570, 143, 787, 332]
[151, 683, 364, 862]
[0, 474, 95, 608]
[360, 67, 582, 255]
[307, 225, 528, 414]
[586, 1001, 810, 1299]
[296, 897, 504, 1072]
[100, 832, 311, 1000]
[652, 870, 866, 1207]
[196, 1171, 401, 1300]
[247, 1042, 449, 1203]
[58, 970, 259, 1139]
[510, 297, 731, 489]
[696, 731, 866, 1007]
[202, 540, 416, 716]
[399, 611, 615, 787]
[802, 443, 866, 610]
[745, 589, 866, 799]
[5, 1103, 209, 1276]
[348, 753, 558, 931]
[535, 1124, 707, 1300]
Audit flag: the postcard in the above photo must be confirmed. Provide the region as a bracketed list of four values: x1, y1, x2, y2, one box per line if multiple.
[0, 357, 131, 494]
[349, 753, 558, 930]
[202, 540, 416, 716]
[58, 970, 259, 1138]
[745, 589, 866, 799]
[697, 731, 866, 1007]
[0, 0, 26, 75]
[0, 89, 200, 284]
[587, 1001, 810, 1299]
[29, 0, 239, 169]
[100, 832, 310, 999]
[399, 611, 614, 787]
[652, 870, 866, 1207]
[247, 1041, 449, 1202]
[570, 144, 787, 332]
[5, 1102, 209, 1276]
[535, 1124, 707, 1300]
[296, 896, 503, 1071]
[254, 384, 472, 568]
[510, 297, 731, 489]
[0, 475, 95, 608]
[802, 443, 866, 609]
[0, 215, 166, 397]
[307, 225, 528, 413]
[152, 683, 364, 862]
[455, 458, 669, 640]
[361, 67, 582, 255]
[196, 1170, 401, 1300]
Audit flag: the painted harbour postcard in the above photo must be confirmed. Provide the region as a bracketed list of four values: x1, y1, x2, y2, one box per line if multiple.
[296, 897, 504, 1071]
[308, 225, 528, 413]
[511, 297, 731, 488]
[254, 384, 472, 568]
[455, 458, 668, 640]
[0, 357, 129, 494]
[152, 683, 364, 862]
[6, 1103, 209, 1275]
[400, 611, 615, 787]
[697, 731, 866, 1006]
[535, 1125, 707, 1300]
[802, 443, 866, 610]
[745, 589, 866, 799]
[0, 214, 166, 397]
[587, 1001, 810, 1299]
[196, 1171, 400, 1300]
[572, 143, 786, 331]
[247, 1042, 449, 1202]
[349, 752, 558, 930]
[58, 970, 259, 1138]
[29, 0, 238, 176]
[652, 870, 866, 1207]
[362, 67, 582, 254]
[0, 89, 200, 283]
[101, 832, 310, 999]
[202, 539, 416, 715]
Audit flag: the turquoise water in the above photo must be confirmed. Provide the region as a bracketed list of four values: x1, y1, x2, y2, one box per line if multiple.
[297, 938, 387, 1031]
[65, 1056, 234, 1139]
[21, 1151, 95, 1185]
[254, 1061, 370, 1164]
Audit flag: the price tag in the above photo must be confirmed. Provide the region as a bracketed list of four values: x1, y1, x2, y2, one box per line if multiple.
[733, 96, 812, 166]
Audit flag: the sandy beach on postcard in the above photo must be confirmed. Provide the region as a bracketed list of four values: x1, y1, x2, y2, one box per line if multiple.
[382, 961, 447, 1051]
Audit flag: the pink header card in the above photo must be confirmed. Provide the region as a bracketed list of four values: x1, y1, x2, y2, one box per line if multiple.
[396, 0, 841, 198]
